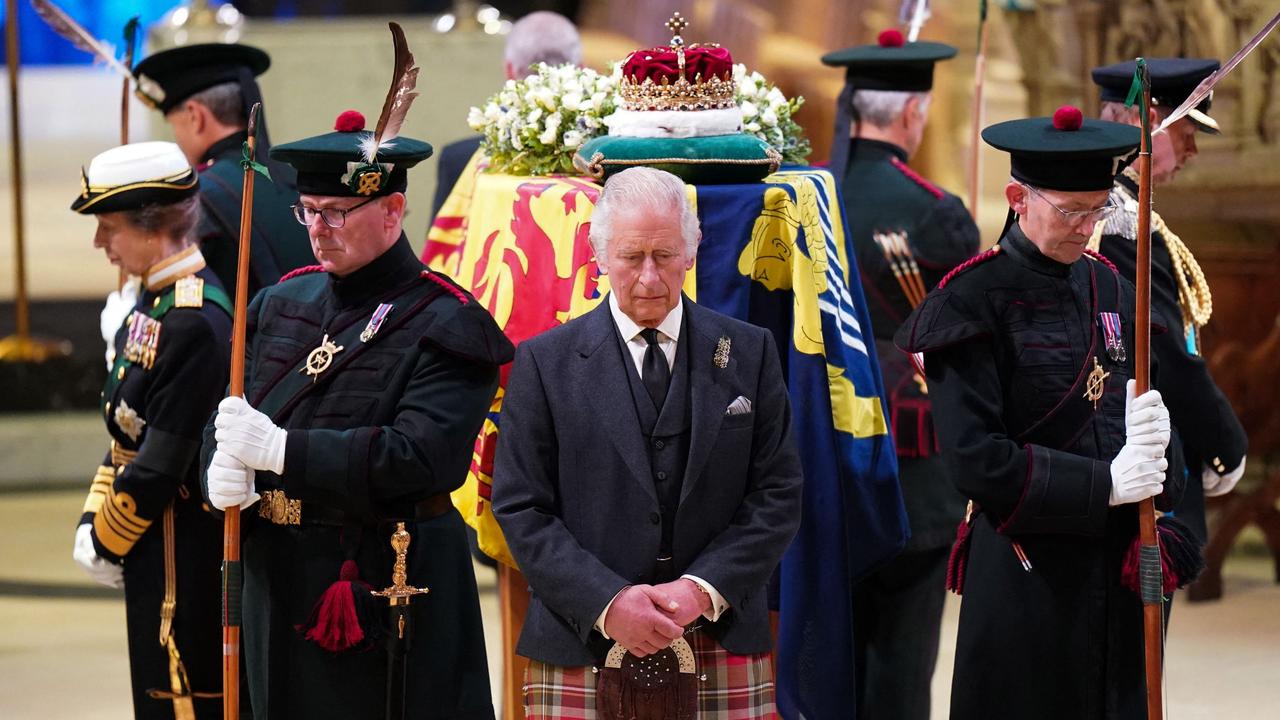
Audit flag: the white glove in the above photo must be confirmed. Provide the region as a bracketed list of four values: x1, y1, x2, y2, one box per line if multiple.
[1124, 379, 1171, 452]
[72, 523, 123, 589]
[206, 449, 260, 511]
[1110, 445, 1169, 506]
[1203, 458, 1246, 498]
[100, 278, 139, 370]
[214, 396, 288, 474]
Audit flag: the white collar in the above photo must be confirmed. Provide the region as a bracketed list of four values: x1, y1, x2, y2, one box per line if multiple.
[143, 245, 206, 291]
[608, 293, 683, 343]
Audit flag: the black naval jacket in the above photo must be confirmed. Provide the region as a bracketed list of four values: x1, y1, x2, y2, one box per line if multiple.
[83, 249, 231, 718]
[843, 138, 979, 551]
[1097, 173, 1247, 539]
[896, 224, 1182, 719]
[195, 131, 315, 302]
[201, 235, 512, 720]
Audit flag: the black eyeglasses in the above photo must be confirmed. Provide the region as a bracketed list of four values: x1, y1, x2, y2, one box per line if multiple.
[291, 196, 379, 228]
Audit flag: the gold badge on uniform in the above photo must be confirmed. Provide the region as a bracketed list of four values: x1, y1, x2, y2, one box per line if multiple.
[301, 333, 345, 382]
[113, 399, 147, 441]
[122, 311, 162, 370]
[1083, 357, 1110, 410]
[174, 276, 204, 308]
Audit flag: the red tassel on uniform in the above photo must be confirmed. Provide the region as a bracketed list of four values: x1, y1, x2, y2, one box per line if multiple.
[1120, 515, 1206, 597]
[298, 559, 381, 653]
[945, 515, 974, 595]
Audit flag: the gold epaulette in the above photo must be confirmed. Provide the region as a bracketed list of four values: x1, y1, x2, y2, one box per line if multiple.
[173, 276, 204, 308]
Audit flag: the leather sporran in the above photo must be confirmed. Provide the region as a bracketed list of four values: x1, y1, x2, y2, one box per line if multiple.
[596, 637, 697, 720]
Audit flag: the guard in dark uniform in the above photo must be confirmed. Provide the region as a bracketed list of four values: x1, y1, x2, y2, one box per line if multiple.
[1090, 59, 1248, 544]
[133, 43, 314, 302]
[71, 141, 231, 719]
[897, 109, 1183, 719]
[199, 103, 512, 719]
[820, 29, 979, 720]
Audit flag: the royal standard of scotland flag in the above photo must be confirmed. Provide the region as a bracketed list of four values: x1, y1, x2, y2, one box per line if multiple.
[695, 170, 908, 718]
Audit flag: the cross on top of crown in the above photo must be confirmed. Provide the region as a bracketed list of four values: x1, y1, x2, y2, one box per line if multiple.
[666, 11, 689, 43]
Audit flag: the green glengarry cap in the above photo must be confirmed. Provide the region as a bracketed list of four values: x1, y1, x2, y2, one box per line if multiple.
[269, 110, 433, 198]
[982, 107, 1141, 192]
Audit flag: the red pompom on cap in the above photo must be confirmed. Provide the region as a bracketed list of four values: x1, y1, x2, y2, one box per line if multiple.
[334, 110, 366, 133]
[1052, 105, 1084, 131]
[878, 29, 905, 48]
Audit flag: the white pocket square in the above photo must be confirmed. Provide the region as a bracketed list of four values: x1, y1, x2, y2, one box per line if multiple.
[725, 396, 752, 415]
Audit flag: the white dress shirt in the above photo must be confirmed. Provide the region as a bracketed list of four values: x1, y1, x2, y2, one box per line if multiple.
[594, 294, 729, 639]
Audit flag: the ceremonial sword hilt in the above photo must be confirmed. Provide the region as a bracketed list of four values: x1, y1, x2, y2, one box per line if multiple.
[372, 522, 429, 639]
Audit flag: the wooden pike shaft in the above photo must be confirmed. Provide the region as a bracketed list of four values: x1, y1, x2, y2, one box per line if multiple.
[6, 0, 30, 342]
[119, 18, 138, 290]
[1134, 81, 1164, 720]
[968, 20, 990, 220]
[223, 102, 262, 720]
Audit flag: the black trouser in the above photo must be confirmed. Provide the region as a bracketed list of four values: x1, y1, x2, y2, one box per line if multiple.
[852, 546, 950, 720]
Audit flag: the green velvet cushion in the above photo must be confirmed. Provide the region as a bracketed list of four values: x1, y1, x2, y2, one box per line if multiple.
[573, 134, 781, 184]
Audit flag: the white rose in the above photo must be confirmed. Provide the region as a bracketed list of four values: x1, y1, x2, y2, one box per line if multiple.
[760, 108, 778, 127]
[526, 107, 544, 125]
[562, 130, 585, 149]
[562, 92, 583, 112]
[467, 107, 486, 129]
[744, 121, 761, 133]
[740, 100, 759, 119]
[767, 87, 786, 105]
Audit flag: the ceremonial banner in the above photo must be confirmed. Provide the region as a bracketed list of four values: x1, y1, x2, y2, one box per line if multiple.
[424, 169, 907, 717]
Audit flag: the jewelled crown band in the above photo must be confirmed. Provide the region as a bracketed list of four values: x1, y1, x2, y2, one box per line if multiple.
[617, 12, 737, 112]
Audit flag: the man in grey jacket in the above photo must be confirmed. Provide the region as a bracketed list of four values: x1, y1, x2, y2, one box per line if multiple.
[492, 167, 803, 719]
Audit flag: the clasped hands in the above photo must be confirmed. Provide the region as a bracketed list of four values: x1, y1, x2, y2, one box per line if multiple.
[602, 579, 711, 658]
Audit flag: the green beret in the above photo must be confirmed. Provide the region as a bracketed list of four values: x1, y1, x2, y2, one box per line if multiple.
[982, 107, 1141, 192]
[270, 110, 433, 198]
[132, 43, 270, 113]
[821, 29, 957, 91]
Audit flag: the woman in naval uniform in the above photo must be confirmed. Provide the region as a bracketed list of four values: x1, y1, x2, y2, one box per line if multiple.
[70, 141, 231, 719]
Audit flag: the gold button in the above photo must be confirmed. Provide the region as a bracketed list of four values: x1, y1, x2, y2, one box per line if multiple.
[153, 297, 161, 307]
[104, 402, 111, 415]
[117, 366, 125, 380]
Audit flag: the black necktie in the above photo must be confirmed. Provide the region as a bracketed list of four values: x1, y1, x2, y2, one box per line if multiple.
[640, 328, 670, 409]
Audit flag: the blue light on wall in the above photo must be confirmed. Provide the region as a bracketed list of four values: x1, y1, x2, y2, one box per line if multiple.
[0, 1, 185, 65]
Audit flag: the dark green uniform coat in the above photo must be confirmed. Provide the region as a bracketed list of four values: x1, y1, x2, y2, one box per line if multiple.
[201, 236, 512, 720]
[83, 258, 231, 719]
[843, 138, 979, 550]
[897, 225, 1183, 719]
[1096, 173, 1247, 542]
[195, 132, 315, 303]
[842, 139, 978, 720]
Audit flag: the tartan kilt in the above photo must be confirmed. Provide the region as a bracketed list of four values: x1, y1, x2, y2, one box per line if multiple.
[523, 630, 776, 719]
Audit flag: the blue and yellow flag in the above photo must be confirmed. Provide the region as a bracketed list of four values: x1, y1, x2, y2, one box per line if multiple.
[694, 170, 907, 718]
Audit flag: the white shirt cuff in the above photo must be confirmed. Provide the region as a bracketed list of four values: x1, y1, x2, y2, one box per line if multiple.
[594, 586, 629, 639]
[681, 574, 729, 622]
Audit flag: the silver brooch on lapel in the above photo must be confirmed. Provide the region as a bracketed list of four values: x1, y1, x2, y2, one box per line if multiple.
[713, 335, 731, 369]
